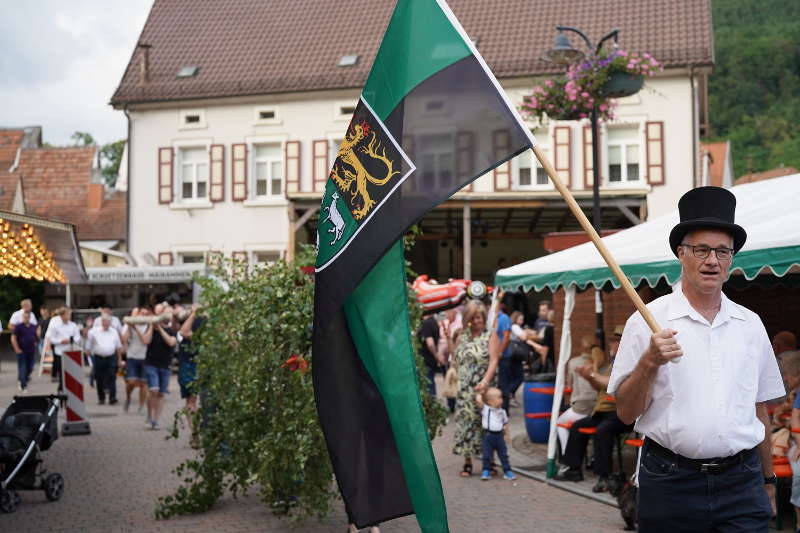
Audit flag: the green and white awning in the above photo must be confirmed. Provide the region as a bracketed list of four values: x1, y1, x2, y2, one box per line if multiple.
[495, 174, 800, 292]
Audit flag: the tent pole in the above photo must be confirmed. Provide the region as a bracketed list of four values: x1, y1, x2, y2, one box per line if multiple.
[530, 146, 660, 334]
[546, 285, 576, 477]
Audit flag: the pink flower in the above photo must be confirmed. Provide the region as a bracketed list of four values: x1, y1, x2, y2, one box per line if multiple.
[579, 113, 587, 119]
[569, 94, 577, 101]
[599, 103, 608, 112]
[581, 91, 589, 98]
[545, 79, 554, 87]
[626, 62, 634, 69]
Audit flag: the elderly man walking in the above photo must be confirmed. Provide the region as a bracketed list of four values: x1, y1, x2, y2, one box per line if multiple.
[86, 315, 123, 405]
[609, 187, 785, 532]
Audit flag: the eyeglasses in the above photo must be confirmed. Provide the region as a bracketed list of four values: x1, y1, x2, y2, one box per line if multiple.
[679, 243, 734, 261]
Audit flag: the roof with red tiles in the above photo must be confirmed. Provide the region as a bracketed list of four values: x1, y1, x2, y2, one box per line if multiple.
[111, 0, 714, 106]
[0, 136, 127, 241]
[737, 166, 799, 184]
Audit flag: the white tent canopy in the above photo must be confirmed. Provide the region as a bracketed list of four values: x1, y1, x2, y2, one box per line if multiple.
[495, 174, 800, 293]
[492, 174, 800, 477]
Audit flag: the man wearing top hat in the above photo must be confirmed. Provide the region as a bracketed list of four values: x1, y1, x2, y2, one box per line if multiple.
[608, 186, 784, 532]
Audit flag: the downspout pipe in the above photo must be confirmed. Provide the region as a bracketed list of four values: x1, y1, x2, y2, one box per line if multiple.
[124, 106, 132, 264]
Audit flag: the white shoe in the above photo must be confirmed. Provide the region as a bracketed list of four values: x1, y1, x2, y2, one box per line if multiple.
[151, 421, 161, 430]
[145, 417, 153, 429]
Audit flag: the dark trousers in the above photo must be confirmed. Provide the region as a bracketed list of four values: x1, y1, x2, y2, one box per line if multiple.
[638, 442, 771, 532]
[425, 365, 436, 397]
[52, 353, 62, 384]
[561, 411, 632, 477]
[482, 431, 511, 473]
[94, 355, 117, 402]
[499, 357, 525, 412]
[16, 350, 35, 388]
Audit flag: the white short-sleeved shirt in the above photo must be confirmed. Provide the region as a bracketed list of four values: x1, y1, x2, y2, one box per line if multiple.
[9, 309, 37, 327]
[86, 327, 122, 357]
[46, 320, 81, 356]
[608, 287, 785, 459]
[481, 404, 508, 432]
[124, 324, 149, 360]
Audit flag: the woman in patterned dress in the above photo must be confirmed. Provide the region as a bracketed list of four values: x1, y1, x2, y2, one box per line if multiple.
[451, 301, 492, 477]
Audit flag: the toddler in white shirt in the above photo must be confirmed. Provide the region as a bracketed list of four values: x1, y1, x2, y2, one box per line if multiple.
[476, 387, 516, 480]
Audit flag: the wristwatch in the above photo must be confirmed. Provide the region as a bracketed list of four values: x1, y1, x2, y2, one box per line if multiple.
[764, 473, 778, 485]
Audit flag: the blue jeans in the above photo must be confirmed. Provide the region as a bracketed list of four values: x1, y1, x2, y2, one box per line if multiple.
[16, 351, 35, 388]
[144, 365, 171, 394]
[638, 441, 771, 532]
[482, 431, 511, 473]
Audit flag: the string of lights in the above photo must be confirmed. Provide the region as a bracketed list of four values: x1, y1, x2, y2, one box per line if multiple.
[0, 218, 66, 283]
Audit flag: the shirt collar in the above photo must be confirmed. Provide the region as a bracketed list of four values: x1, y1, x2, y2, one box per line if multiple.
[667, 285, 746, 326]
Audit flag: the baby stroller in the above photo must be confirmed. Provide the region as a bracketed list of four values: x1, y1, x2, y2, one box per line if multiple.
[0, 394, 65, 513]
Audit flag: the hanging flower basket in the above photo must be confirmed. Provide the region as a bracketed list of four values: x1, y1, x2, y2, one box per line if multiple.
[521, 49, 661, 123]
[600, 72, 644, 98]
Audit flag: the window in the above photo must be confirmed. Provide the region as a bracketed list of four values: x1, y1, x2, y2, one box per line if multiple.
[252, 143, 283, 198]
[329, 138, 343, 167]
[179, 253, 205, 264]
[516, 129, 550, 189]
[418, 133, 455, 191]
[178, 147, 209, 200]
[252, 250, 281, 267]
[178, 109, 206, 129]
[606, 127, 641, 185]
[254, 106, 281, 125]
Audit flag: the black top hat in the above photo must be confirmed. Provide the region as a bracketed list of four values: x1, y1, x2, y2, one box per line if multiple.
[668, 186, 747, 257]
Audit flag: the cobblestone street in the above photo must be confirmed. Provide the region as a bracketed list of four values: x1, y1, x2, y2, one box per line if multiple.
[0, 363, 627, 532]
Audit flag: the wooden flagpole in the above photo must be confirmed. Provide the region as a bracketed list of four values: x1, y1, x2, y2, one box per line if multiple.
[530, 145, 661, 334]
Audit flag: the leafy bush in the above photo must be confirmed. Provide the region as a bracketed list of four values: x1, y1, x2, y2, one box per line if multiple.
[156, 244, 447, 522]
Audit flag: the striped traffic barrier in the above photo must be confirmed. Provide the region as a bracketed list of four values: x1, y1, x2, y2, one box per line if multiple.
[61, 348, 91, 436]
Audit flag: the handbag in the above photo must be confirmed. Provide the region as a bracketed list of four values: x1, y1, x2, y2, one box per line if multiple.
[510, 339, 532, 363]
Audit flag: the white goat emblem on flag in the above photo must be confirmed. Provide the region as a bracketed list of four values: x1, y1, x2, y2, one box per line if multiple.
[322, 191, 346, 246]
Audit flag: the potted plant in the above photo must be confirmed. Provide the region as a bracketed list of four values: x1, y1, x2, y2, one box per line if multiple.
[521, 49, 661, 122]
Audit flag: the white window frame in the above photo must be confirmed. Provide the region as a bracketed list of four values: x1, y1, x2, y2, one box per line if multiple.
[514, 127, 553, 190]
[326, 132, 344, 169]
[333, 100, 358, 122]
[244, 245, 286, 271]
[603, 123, 644, 187]
[253, 105, 282, 125]
[178, 109, 207, 130]
[250, 249, 283, 268]
[171, 245, 211, 266]
[244, 135, 287, 204]
[415, 129, 457, 192]
[172, 140, 212, 206]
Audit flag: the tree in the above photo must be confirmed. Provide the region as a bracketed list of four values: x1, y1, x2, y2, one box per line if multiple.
[155, 244, 447, 522]
[100, 140, 126, 188]
[70, 131, 96, 147]
[706, 0, 800, 177]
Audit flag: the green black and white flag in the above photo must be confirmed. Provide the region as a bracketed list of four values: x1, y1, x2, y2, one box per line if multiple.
[312, 1, 534, 530]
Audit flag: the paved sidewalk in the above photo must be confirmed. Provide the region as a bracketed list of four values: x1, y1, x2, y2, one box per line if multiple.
[0, 364, 627, 532]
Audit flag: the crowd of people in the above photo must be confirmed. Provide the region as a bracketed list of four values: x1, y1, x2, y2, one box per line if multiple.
[4, 298, 203, 443]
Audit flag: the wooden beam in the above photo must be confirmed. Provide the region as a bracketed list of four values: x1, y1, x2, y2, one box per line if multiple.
[416, 232, 544, 241]
[617, 204, 641, 225]
[501, 208, 513, 233]
[528, 208, 543, 232]
[438, 200, 546, 209]
[463, 203, 471, 279]
[293, 206, 320, 232]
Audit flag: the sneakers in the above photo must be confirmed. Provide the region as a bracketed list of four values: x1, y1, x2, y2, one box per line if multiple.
[481, 470, 491, 480]
[109, 398, 119, 406]
[137, 404, 144, 415]
[98, 398, 106, 405]
[554, 468, 584, 482]
[123, 398, 131, 412]
[503, 471, 517, 481]
[145, 417, 153, 429]
[151, 420, 161, 430]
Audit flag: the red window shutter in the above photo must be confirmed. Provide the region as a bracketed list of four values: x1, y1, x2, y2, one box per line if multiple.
[456, 131, 475, 192]
[492, 129, 511, 191]
[209, 144, 225, 202]
[553, 126, 572, 188]
[231, 143, 248, 201]
[158, 147, 173, 204]
[645, 121, 665, 185]
[312, 140, 329, 193]
[284, 141, 301, 195]
[232, 250, 249, 278]
[582, 126, 602, 188]
[158, 252, 173, 266]
[206, 250, 222, 267]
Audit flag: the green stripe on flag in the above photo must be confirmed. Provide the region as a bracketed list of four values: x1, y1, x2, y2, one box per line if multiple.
[344, 241, 449, 533]
[363, 0, 471, 119]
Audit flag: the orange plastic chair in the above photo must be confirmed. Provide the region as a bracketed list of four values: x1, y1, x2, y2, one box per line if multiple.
[578, 427, 598, 435]
[625, 438, 644, 448]
[525, 412, 551, 419]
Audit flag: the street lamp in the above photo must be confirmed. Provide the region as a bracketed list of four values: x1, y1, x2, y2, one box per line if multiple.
[546, 26, 619, 348]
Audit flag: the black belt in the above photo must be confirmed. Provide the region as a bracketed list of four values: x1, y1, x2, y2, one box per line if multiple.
[644, 437, 754, 474]
[485, 429, 503, 435]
